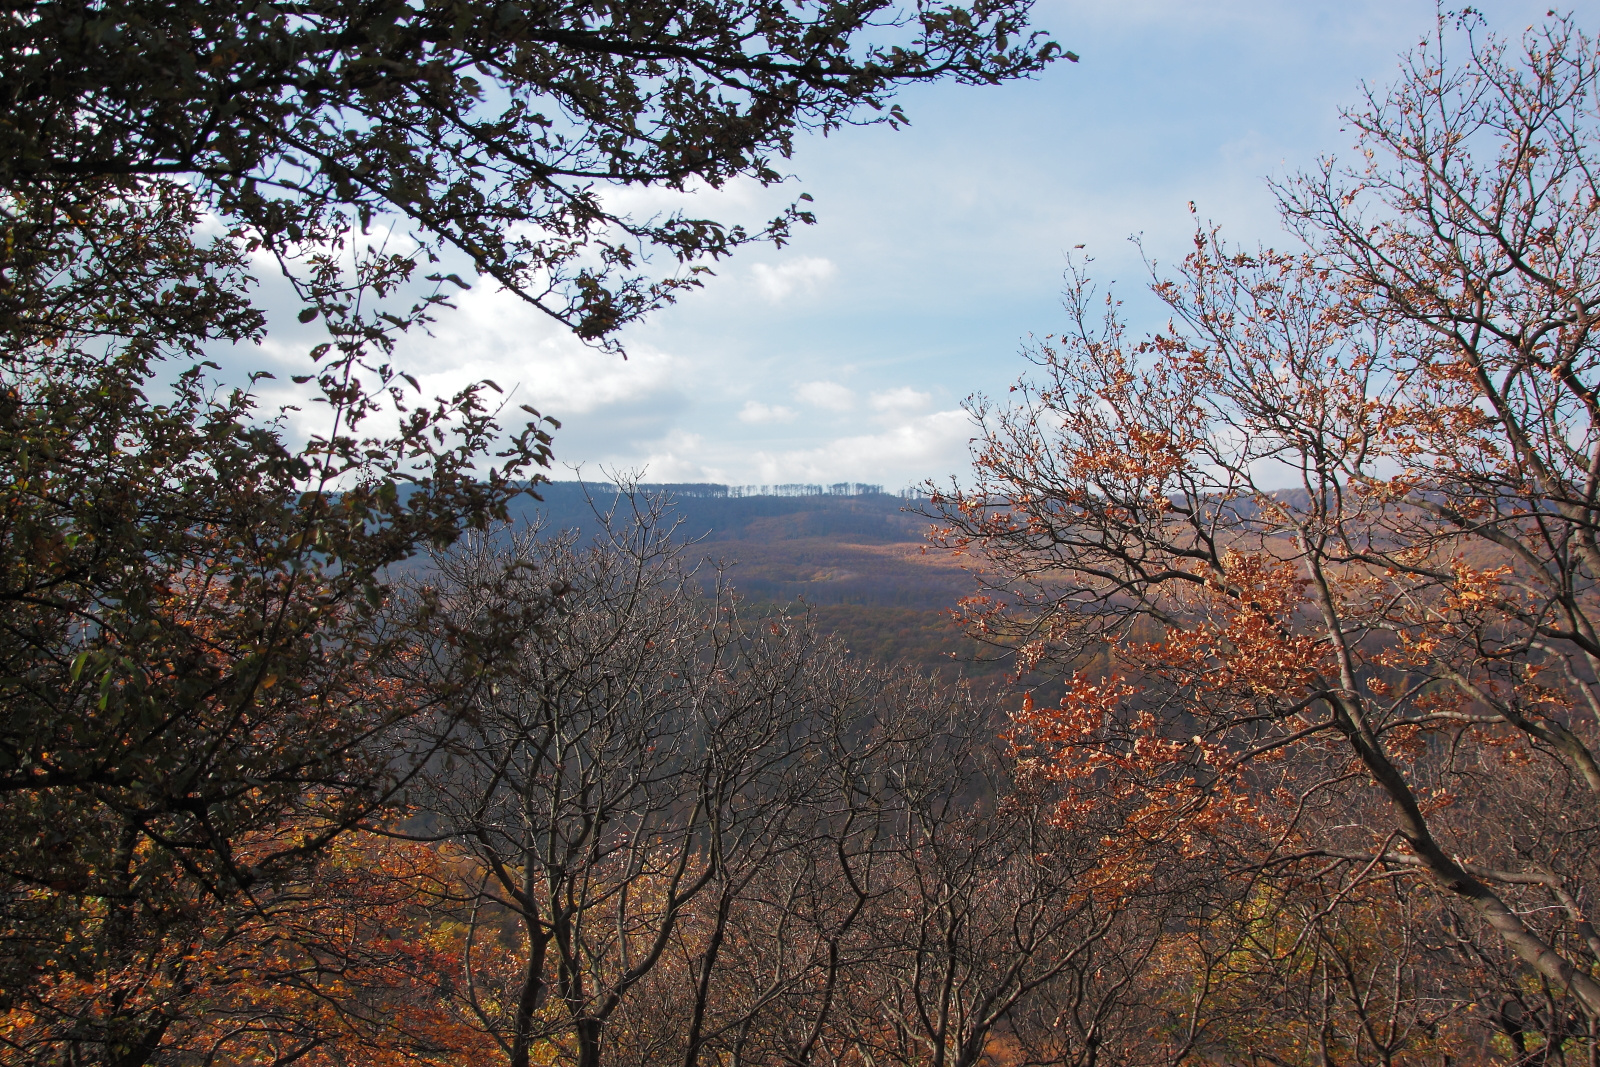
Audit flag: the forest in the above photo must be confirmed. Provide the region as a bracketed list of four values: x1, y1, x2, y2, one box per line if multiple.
[6, 3, 1600, 1065]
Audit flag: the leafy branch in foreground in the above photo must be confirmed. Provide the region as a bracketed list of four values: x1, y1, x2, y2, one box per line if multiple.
[0, 165, 556, 1067]
[3, 0, 1066, 344]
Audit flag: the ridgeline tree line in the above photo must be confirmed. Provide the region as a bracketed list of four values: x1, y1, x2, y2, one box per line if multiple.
[5, 3, 1600, 1063]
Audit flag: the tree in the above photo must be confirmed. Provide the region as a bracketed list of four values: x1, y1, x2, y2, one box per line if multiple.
[3, 0, 1068, 1058]
[0, 181, 559, 1065]
[828, 704, 1172, 1067]
[409, 501, 844, 1067]
[2, 0, 1066, 346]
[0, 826, 495, 1067]
[930, 11, 1600, 1048]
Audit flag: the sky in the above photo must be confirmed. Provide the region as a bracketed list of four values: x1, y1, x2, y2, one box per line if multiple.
[257, 0, 1573, 491]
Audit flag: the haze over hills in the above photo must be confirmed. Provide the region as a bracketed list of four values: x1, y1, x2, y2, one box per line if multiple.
[509, 481, 1006, 677]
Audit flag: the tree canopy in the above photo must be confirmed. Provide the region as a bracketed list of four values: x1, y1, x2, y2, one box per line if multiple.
[3, 0, 1064, 343]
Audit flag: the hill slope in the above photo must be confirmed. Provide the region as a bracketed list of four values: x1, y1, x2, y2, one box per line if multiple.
[509, 483, 1003, 677]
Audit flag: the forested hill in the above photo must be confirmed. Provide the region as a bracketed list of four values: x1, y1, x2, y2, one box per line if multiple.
[513, 481, 923, 550]
[508, 482, 1005, 676]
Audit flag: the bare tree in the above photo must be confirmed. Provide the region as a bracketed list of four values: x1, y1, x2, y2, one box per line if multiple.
[401, 489, 1201, 1067]
[406, 495, 842, 1067]
[829, 702, 1148, 1067]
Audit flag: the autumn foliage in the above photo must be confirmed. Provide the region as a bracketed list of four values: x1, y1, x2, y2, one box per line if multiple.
[930, 13, 1600, 1064]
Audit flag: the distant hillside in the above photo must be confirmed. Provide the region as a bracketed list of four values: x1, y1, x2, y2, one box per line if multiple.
[507, 482, 1007, 679]
[510, 481, 921, 543]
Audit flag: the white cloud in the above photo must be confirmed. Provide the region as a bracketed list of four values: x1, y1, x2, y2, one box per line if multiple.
[241, 278, 695, 470]
[747, 409, 972, 485]
[391, 284, 682, 419]
[563, 407, 976, 488]
[598, 173, 773, 223]
[797, 380, 855, 411]
[738, 400, 798, 424]
[750, 257, 837, 302]
[870, 386, 933, 413]
[633, 431, 724, 482]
